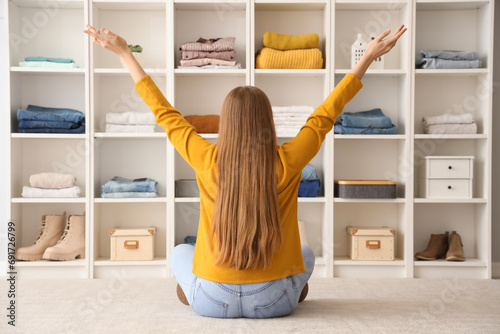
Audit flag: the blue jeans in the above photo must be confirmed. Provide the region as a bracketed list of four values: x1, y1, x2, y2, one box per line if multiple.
[170, 243, 315, 318]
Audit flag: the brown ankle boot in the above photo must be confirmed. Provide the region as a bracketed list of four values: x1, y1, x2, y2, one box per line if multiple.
[446, 231, 465, 261]
[415, 232, 449, 260]
[298, 283, 309, 303]
[43, 213, 85, 261]
[15, 212, 66, 261]
[177, 284, 189, 306]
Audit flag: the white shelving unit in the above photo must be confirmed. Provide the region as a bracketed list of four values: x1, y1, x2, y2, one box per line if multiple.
[3, 0, 493, 280]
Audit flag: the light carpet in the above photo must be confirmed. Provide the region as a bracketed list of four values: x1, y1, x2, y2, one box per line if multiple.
[0, 277, 499, 333]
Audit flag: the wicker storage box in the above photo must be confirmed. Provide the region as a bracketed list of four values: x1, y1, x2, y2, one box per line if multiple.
[175, 179, 200, 197]
[335, 180, 397, 198]
[347, 226, 395, 261]
[109, 227, 156, 261]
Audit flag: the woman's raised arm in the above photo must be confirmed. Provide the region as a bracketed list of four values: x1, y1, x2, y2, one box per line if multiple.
[84, 25, 147, 83]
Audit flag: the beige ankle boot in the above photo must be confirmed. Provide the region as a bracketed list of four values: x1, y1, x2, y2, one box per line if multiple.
[446, 231, 465, 261]
[415, 231, 449, 260]
[43, 214, 85, 261]
[15, 212, 66, 261]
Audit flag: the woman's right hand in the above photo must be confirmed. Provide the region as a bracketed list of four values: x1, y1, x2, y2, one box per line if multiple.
[84, 24, 131, 58]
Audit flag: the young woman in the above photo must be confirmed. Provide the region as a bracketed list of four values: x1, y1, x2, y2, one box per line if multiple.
[85, 24, 406, 319]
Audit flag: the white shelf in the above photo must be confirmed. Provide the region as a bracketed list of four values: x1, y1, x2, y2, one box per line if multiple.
[335, 69, 407, 76]
[92, 1, 166, 11]
[336, 1, 408, 10]
[298, 197, 326, 203]
[15, 259, 86, 267]
[414, 198, 487, 204]
[415, 69, 489, 76]
[334, 198, 406, 203]
[334, 134, 406, 140]
[10, 67, 85, 75]
[94, 68, 167, 75]
[416, 1, 490, 11]
[334, 257, 405, 266]
[10, 0, 84, 9]
[94, 198, 167, 203]
[414, 134, 488, 140]
[414, 258, 487, 267]
[255, 1, 326, 11]
[11, 134, 86, 139]
[11, 198, 87, 204]
[94, 257, 167, 266]
[94, 132, 166, 139]
[175, 197, 200, 203]
[174, 0, 247, 11]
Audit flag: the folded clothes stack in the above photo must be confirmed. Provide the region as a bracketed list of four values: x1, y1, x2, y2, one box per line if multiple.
[17, 105, 85, 133]
[416, 50, 482, 69]
[334, 108, 398, 135]
[19, 56, 79, 68]
[105, 111, 156, 133]
[256, 32, 323, 69]
[22, 173, 80, 198]
[101, 176, 158, 198]
[298, 164, 320, 197]
[178, 37, 241, 69]
[185, 115, 220, 133]
[272, 106, 313, 134]
[423, 112, 477, 134]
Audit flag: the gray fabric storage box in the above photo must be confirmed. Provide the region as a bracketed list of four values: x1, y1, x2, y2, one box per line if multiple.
[175, 179, 199, 197]
[335, 180, 397, 198]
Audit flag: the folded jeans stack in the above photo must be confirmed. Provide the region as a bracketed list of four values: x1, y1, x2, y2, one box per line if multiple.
[334, 108, 398, 135]
[178, 37, 241, 69]
[256, 32, 323, 69]
[415, 50, 482, 69]
[272, 106, 313, 135]
[22, 173, 80, 198]
[101, 176, 158, 198]
[422, 112, 477, 134]
[19, 56, 79, 68]
[298, 164, 320, 197]
[105, 111, 156, 133]
[17, 105, 85, 133]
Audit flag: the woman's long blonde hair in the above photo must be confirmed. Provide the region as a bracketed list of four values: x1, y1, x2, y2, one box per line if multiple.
[210, 86, 282, 270]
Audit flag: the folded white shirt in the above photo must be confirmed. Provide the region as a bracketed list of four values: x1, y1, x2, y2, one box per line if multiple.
[22, 186, 81, 198]
[106, 124, 155, 133]
[106, 112, 156, 125]
[423, 112, 474, 126]
[272, 106, 314, 114]
[29, 172, 76, 189]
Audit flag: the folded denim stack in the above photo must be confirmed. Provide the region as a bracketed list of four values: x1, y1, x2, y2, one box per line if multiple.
[105, 111, 156, 133]
[298, 164, 320, 197]
[178, 37, 241, 69]
[272, 106, 314, 135]
[423, 112, 477, 134]
[101, 176, 158, 198]
[416, 50, 482, 69]
[22, 173, 80, 198]
[17, 105, 85, 133]
[334, 108, 398, 135]
[19, 56, 79, 68]
[256, 32, 323, 69]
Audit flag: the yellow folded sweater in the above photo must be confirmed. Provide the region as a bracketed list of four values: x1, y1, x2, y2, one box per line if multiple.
[256, 47, 323, 69]
[263, 32, 320, 50]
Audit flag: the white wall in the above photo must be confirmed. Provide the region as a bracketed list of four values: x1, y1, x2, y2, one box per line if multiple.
[492, 1, 500, 267]
[0, 0, 7, 276]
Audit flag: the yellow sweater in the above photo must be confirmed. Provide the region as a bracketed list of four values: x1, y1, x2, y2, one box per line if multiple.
[263, 32, 320, 50]
[134, 73, 362, 284]
[256, 48, 323, 69]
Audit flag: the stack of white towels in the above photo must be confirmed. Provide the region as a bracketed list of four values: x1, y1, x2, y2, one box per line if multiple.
[22, 173, 80, 198]
[272, 106, 313, 135]
[106, 112, 156, 133]
[423, 112, 477, 134]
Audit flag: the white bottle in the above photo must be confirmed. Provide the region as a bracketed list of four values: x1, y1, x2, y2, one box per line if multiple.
[369, 35, 385, 70]
[351, 33, 367, 68]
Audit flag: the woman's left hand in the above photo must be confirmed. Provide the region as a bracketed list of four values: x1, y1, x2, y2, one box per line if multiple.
[84, 24, 131, 58]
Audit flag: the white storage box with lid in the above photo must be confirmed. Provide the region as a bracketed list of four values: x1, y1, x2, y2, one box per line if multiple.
[109, 227, 156, 261]
[346, 226, 395, 261]
[420, 156, 474, 198]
